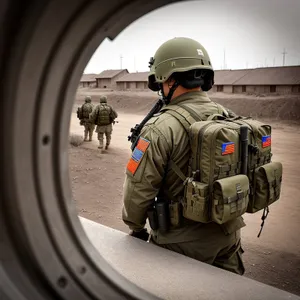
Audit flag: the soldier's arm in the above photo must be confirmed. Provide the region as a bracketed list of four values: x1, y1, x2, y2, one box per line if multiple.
[111, 107, 118, 119]
[89, 106, 98, 123]
[122, 125, 170, 232]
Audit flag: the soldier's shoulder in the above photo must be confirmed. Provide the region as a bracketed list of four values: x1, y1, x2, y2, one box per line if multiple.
[145, 111, 173, 126]
[144, 110, 186, 138]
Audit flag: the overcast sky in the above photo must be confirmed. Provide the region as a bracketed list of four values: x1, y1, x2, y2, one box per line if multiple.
[84, 0, 300, 74]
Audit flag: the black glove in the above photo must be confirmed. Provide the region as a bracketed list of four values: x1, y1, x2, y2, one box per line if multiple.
[129, 228, 149, 241]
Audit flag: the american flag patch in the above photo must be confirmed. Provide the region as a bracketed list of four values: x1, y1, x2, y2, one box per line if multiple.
[262, 135, 271, 148]
[127, 137, 150, 175]
[222, 142, 235, 155]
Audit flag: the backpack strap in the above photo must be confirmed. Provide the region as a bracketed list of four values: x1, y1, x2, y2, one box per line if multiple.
[214, 102, 230, 118]
[169, 160, 187, 182]
[160, 104, 200, 133]
[178, 103, 205, 121]
[160, 105, 201, 183]
[207, 114, 226, 121]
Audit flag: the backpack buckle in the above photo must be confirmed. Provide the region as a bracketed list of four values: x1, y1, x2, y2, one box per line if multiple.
[236, 183, 243, 200]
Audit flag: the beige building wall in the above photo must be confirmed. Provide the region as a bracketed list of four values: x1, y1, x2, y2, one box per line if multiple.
[292, 85, 300, 94]
[223, 85, 233, 93]
[210, 86, 217, 93]
[97, 78, 111, 88]
[136, 82, 146, 89]
[246, 85, 270, 94]
[116, 82, 125, 90]
[111, 70, 129, 89]
[117, 81, 148, 90]
[233, 86, 243, 93]
[129, 82, 136, 89]
[276, 85, 293, 94]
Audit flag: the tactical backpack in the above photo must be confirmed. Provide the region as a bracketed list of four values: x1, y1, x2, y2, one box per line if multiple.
[162, 104, 283, 235]
[77, 106, 83, 119]
[81, 103, 93, 119]
[96, 104, 112, 125]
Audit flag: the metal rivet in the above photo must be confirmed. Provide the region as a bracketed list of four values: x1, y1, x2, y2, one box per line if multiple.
[42, 135, 50, 145]
[57, 276, 68, 288]
[78, 266, 86, 274]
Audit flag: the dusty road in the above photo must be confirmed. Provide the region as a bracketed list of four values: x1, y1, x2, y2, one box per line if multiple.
[69, 111, 300, 296]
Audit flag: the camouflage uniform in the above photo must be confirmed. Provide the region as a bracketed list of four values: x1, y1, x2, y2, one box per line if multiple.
[80, 96, 95, 141]
[122, 37, 246, 275]
[89, 95, 118, 149]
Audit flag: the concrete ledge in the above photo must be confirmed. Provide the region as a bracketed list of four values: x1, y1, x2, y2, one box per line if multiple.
[80, 217, 299, 300]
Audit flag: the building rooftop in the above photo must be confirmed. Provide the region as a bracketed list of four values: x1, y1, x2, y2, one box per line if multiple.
[116, 71, 149, 82]
[95, 69, 128, 79]
[232, 66, 300, 85]
[80, 74, 97, 82]
[213, 69, 250, 85]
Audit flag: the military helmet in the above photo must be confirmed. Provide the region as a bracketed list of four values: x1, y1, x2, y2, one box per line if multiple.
[100, 95, 107, 103]
[85, 96, 92, 103]
[148, 37, 214, 92]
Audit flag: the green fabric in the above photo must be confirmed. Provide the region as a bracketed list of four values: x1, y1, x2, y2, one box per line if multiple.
[100, 95, 107, 103]
[183, 181, 210, 223]
[148, 37, 213, 85]
[89, 103, 118, 126]
[98, 104, 112, 125]
[122, 91, 246, 244]
[247, 162, 283, 213]
[150, 229, 245, 275]
[229, 119, 282, 213]
[164, 107, 248, 225]
[122, 89, 282, 247]
[85, 96, 92, 103]
[77, 106, 82, 119]
[166, 113, 281, 222]
[81, 102, 94, 119]
[212, 175, 249, 224]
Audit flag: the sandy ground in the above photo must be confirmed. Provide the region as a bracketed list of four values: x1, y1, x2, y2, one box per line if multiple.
[69, 91, 300, 296]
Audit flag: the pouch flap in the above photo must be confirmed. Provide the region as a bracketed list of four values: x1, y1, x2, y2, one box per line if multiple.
[256, 162, 283, 186]
[214, 175, 249, 203]
[191, 181, 209, 197]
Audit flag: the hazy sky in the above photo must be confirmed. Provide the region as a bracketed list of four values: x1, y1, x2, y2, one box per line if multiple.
[84, 0, 300, 74]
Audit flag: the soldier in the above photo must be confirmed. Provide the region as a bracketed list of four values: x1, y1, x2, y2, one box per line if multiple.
[89, 95, 118, 150]
[122, 37, 246, 275]
[77, 96, 95, 142]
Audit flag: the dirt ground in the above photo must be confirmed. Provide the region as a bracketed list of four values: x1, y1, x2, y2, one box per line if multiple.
[69, 90, 300, 296]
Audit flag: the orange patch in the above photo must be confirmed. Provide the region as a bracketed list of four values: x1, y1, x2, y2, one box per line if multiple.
[136, 138, 150, 152]
[127, 158, 139, 175]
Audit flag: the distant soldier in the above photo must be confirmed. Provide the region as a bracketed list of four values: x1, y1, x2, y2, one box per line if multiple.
[89, 95, 118, 150]
[77, 96, 95, 142]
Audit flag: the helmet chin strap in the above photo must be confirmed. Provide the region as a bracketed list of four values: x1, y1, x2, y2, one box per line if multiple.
[160, 81, 179, 105]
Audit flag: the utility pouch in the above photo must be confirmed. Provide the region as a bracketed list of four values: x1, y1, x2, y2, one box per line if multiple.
[169, 202, 182, 227]
[77, 107, 83, 119]
[147, 207, 158, 231]
[247, 162, 283, 213]
[182, 181, 210, 223]
[212, 175, 249, 224]
[156, 201, 170, 232]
